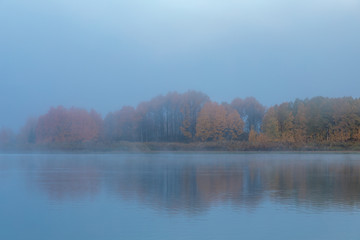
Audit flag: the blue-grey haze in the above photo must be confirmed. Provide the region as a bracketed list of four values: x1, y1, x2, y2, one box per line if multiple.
[1, 0, 360, 130]
[1, 153, 360, 240]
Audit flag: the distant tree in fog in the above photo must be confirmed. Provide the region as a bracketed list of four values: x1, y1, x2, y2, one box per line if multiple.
[196, 102, 244, 141]
[36, 106, 102, 143]
[231, 97, 265, 133]
[104, 106, 137, 141]
[0, 128, 15, 149]
[261, 97, 360, 144]
[180, 91, 210, 140]
[12, 91, 360, 149]
[135, 90, 209, 142]
[18, 117, 38, 144]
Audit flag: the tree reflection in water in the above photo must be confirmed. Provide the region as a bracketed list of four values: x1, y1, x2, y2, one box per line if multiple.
[19, 154, 360, 214]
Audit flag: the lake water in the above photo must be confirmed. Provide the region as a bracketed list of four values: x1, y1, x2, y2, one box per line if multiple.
[1, 153, 360, 240]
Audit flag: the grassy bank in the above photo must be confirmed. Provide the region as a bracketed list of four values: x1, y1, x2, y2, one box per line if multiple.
[2, 141, 360, 153]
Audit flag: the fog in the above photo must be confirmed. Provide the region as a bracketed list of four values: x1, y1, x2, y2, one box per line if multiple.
[1, 0, 360, 130]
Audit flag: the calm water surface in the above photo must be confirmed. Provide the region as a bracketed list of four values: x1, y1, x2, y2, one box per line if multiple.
[1, 153, 360, 240]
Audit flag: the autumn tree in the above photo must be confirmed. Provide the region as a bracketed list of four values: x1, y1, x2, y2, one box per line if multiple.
[36, 106, 103, 144]
[329, 97, 359, 142]
[248, 127, 257, 144]
[260, 97, 360, 146]
[225, 108, 244, 140]
[293, 100, 307, 143]
[196, 102, 244, 141]
[305, 97, 333, 142]
[277, 103, 295, 143]
[180, 91, 210, 140]
[195, 102, 215, 141]
[13, 92, 360, 148]
[262, 106, 280, 141]
[353, 98, 360, 141]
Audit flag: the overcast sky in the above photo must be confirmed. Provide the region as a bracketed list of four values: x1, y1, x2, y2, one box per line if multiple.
[1, 0, 360, 130]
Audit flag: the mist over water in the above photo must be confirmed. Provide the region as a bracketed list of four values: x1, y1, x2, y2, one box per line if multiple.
[1, 153, 360, 239]
[1, 0, 360, 239]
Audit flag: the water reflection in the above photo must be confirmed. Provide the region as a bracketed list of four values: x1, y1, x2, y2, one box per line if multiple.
[37, 164, 100, 201]
[11, 154, 360, 213]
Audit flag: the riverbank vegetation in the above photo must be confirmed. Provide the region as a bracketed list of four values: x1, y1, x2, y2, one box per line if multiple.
[1, 91, 360, 151]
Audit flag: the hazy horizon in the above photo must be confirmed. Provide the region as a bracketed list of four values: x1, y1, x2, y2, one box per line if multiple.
[1, 0, 360, 130]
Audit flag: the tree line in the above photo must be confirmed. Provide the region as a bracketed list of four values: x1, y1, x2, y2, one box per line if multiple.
[1, 91, 360, 150]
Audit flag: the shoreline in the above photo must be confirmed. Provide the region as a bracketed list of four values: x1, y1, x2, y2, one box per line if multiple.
[1, 141, 360, 154]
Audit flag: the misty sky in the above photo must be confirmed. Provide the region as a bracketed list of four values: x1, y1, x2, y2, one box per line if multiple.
[1, 0, 360, 130]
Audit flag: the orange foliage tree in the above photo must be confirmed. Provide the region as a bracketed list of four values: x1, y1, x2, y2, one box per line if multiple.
[196, 102, 244, 141]
[36, 106, 102, 143]
[180, 91, 210, 140]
